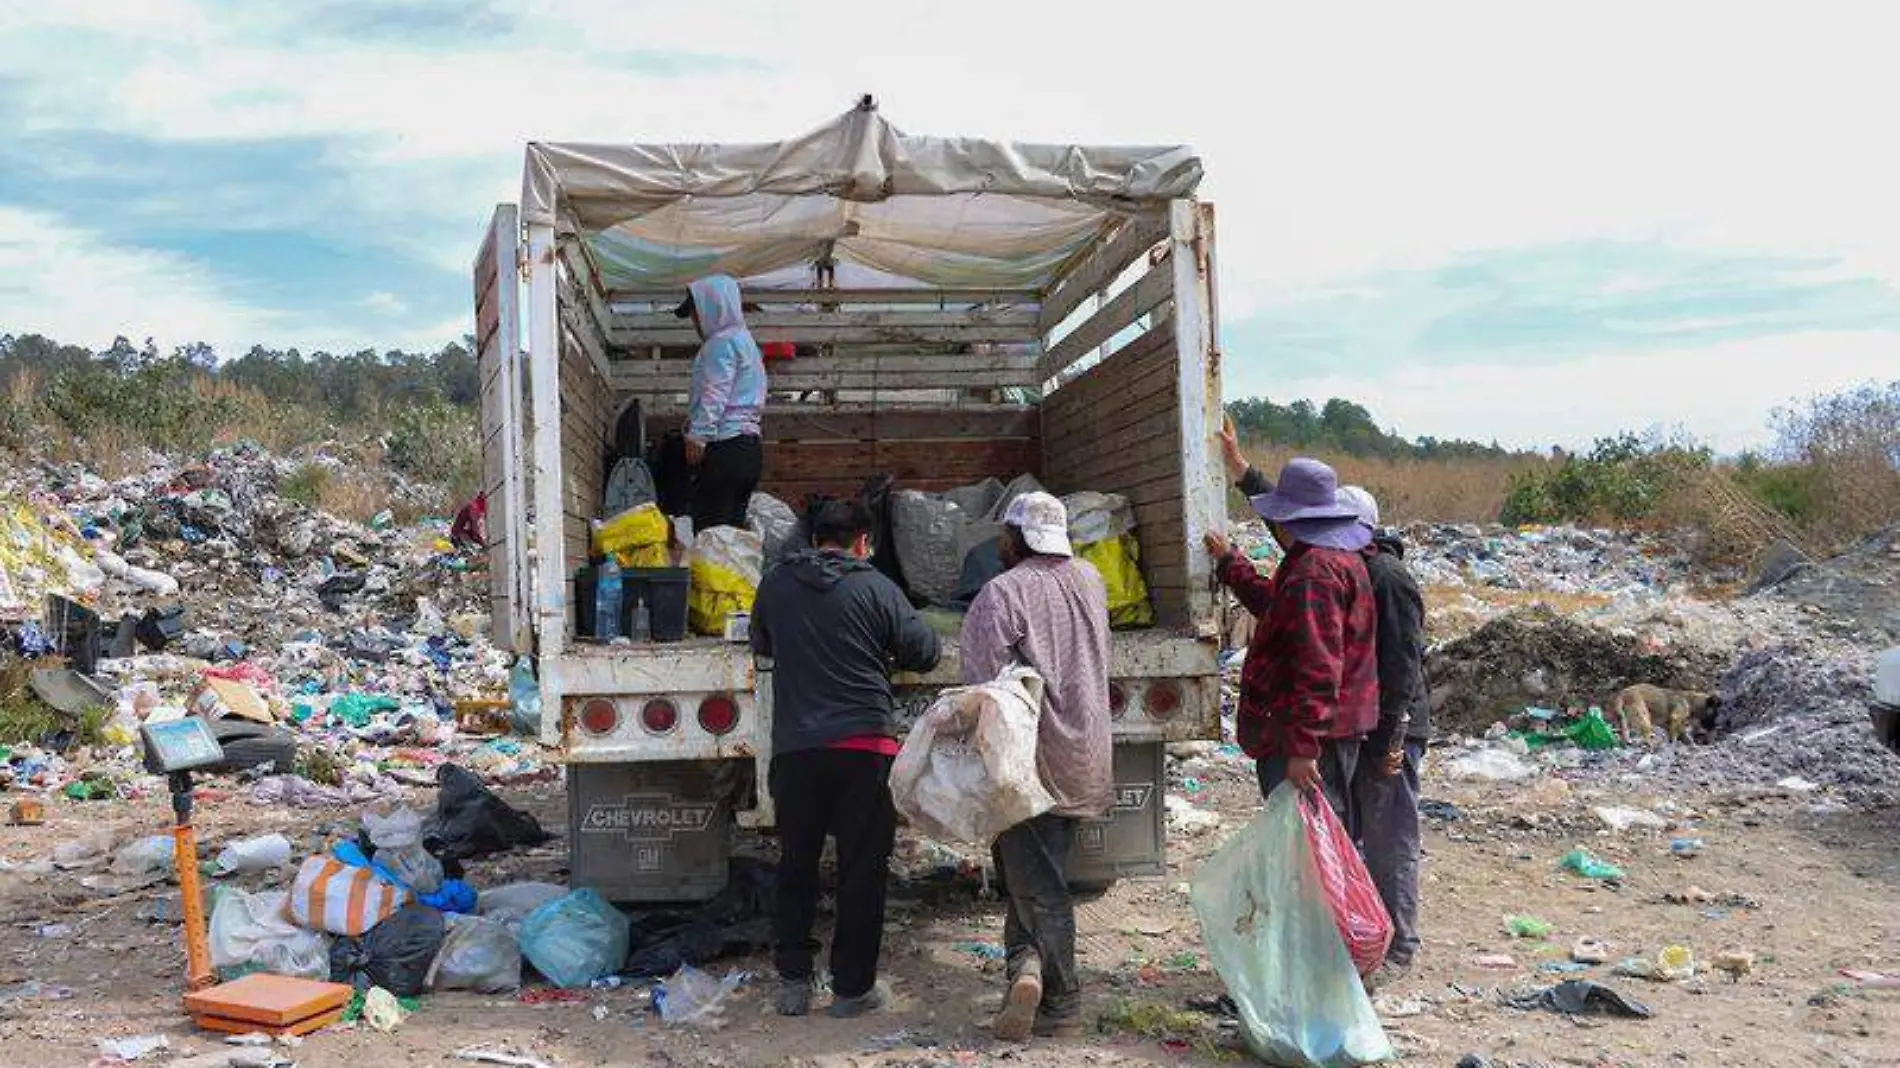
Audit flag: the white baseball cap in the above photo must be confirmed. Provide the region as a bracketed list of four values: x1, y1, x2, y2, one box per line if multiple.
[1003, 491, 1073, 557]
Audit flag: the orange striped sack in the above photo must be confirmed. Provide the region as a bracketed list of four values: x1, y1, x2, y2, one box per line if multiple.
[286, 855, 409, 936]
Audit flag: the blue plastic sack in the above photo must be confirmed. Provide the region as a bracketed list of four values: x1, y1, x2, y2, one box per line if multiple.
[518, 889, 630, 989]
[1190, 785, 1394, 1067]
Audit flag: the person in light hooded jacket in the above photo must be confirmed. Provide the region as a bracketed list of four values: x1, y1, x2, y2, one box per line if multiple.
[675, 274, 767, 532]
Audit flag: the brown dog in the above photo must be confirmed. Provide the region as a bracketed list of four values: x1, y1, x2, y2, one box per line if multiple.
[1612, 684, 1720, 746]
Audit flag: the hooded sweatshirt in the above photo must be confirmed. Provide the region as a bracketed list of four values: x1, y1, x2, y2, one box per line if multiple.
[685, 275, 767, 444]
[1364, 533, 1431, 750]
[751, 548, 941, 755]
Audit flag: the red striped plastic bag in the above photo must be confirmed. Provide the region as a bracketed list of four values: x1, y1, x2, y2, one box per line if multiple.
[1300, 791, 1393, 977]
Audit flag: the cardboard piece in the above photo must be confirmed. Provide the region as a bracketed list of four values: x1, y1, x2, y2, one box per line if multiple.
[190, 677, 273, 725]
[184, 973, 352, 1034]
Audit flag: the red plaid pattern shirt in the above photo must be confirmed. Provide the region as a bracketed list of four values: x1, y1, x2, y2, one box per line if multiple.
[1219, 543, 1380, 760]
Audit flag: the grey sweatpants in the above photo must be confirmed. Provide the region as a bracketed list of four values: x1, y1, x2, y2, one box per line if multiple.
[1350, 739, 1424, 965]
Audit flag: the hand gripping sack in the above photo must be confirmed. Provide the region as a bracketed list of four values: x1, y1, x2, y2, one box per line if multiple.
[1190, 785, 1394, 1068]
[889, 665, 1055, 847]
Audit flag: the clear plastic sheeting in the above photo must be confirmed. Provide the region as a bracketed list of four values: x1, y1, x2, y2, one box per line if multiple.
[522, 102, 1203, 292]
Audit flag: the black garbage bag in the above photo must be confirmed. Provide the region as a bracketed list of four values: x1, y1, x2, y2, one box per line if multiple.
[623, 856, 779, 978]
[318, 572, 367, 612]
[424, 763, 553, 863]
[329, 904, 445, 996]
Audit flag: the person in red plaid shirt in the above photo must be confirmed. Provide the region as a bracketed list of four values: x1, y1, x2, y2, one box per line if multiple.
[1205, 455, 1379, 823]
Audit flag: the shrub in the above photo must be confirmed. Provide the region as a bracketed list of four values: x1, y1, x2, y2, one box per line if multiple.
[385, 402, 481, 503]
[278, 464, 332, 508]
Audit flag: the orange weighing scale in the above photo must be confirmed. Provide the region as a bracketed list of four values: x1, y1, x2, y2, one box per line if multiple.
[140, 719, 353, 1036]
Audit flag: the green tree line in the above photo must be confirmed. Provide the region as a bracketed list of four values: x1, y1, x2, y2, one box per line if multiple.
[1225, 396, 1520, 460]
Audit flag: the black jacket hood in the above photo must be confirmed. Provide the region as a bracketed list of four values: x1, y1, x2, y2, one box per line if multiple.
[783, 547, 877, 592]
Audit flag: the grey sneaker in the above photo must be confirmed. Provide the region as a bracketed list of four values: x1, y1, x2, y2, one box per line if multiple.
[827, 983, 887, 1019]
[776, 977, 813, 1017]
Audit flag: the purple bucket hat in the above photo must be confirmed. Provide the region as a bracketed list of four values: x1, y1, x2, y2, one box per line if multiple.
[1246, 458, 1360, 524]
[1283, 516, 1374, 552]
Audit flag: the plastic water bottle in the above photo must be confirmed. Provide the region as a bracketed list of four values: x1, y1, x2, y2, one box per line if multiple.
[594, 558, 622, 640]
[629, 593, 651, 642]
[509, 656, 541, 735]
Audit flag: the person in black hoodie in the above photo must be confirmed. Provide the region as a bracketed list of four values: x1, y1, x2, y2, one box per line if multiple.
[750, 498, 941, 1019]
[1335, 485, 1429, 979]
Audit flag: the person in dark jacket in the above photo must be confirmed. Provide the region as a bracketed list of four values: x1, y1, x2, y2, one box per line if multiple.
[1337, 485, 1429, 976]
[750, 498, 941, 1019]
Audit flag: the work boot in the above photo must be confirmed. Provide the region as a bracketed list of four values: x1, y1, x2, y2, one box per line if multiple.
[775, 977, 813, 1017]
[1032, 1013, 1085, 1039]
[827, 982, 888, 1019]
[992, 958, 1043, 1043]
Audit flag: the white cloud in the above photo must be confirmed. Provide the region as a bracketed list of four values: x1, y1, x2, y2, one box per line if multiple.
[1267, 330, 1900, 454]
[4, 0, 1900, 437]
[0, 205, 275, 357]
[361, 291, 408, 316]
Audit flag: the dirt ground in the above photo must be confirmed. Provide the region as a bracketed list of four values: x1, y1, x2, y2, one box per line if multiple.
[3, 748, 1897, 1068]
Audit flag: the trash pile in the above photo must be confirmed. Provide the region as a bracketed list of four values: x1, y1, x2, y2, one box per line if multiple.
[1400, 523, 1696, 600]
[1425, 610, 1730, 736]
[0, 442, 548, 802]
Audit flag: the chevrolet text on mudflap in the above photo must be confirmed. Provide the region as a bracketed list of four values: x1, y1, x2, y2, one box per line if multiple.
[475, 99, 1225, 902]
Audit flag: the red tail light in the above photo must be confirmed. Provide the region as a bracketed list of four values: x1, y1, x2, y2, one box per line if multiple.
[640, 698, 679, 734]
[579, 698, 619, 736]
[1108, 683, 1128, 720]
[1143, 680, 1182, 721]
[698, 694, 740, 736]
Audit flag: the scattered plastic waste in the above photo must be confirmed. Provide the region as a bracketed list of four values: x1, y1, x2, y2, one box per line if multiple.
[1505, 979, 1653, 1019]
[215, 833, 292, 875]
[1657, 944, 1696, 981]
[1571, 937, 1611, 965]
[1593, 805, 1668, 831]
[97, 1035, 170, 1061]
[654, 965, 746, 1028]
[429, 915, 524, 993]
[361, 986, 409, 1032]
[1444, 747, 1536, 782]
[111, 835, 176, 876]
[1712, 949, 1756, 977]
[1506, 915, 1554, 939]
[1670, 837, 1705, 858]
[518, 889, 631, 990]
[1559, 849, 1625, 881]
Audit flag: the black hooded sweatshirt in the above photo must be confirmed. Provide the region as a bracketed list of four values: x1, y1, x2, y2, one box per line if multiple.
[751, 548, 942, 755]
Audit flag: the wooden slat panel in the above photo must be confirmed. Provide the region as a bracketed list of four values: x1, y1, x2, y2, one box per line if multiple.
[1042, 376, 1178, 456]
[610, 287, 1042, 307]
[1037, 262, 1174, 380]
[1039, 214, 1171, 332]
[611, 315, 1040, 348]
[609, 352, 1042, 393]
[475, 279, 501, 352]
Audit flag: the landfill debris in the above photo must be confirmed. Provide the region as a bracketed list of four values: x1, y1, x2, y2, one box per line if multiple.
[360, 985, 409, 1032]
[215, 833, 292, 875]
[1505, 915, 1554, 939]
[1470, 954, 1518, 970]
[1712, 949, 1757, 978]
[1445, 746, 1538, 782]
[96, 1034, 170, 1061]
[1503, 979, 1653, 1019]
[654, 965, 746, 1028]
[1594, 805, 1668, 831]
[1558, 848, 1625, 881]
[1162, 793, 1223, 836]
[518, 889, 631, 989]
[110, 834, 176, 876]
[1670, 837, 1705, 858]
[1571, 938, 1611, 965]
[456, 1050, 557, 1068]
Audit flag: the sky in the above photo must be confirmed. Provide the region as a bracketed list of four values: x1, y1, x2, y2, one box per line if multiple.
[1, 1, 1897, 452]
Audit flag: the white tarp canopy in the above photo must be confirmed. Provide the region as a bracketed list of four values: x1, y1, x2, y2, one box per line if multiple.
[522, 100, 1203, 293]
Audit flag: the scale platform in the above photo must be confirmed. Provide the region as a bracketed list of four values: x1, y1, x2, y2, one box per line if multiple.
[184, 974, 353, 1037]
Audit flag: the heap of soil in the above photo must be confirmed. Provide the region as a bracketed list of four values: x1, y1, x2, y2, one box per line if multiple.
[1427, 607, 1729, 734]
[1756, 523, 1900, 642]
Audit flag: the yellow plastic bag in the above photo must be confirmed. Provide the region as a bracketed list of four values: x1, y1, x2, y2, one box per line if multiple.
[688, 527, 763, 636]
[1063, 491, 1155, 629]
[1077, 533, 1156, 629]
[593, 504, 670, 568]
